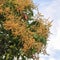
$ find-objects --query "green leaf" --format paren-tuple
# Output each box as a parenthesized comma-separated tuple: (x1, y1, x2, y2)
(33, 34, 47, 45)
(39, 36, 47, 46)
(0, 14, 6, 22)
(22, 56, 26, 60)
(33, 33, 39, 40)
(31, 48, 36, 54)
(29, 21, 39, 27)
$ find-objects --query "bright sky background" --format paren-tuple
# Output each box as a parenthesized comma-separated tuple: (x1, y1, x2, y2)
(33, 0, 60, 60)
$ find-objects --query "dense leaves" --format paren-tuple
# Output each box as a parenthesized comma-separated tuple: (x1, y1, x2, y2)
(0, 0, 51, 60)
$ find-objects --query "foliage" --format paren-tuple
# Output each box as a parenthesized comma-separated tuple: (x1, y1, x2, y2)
(0, 0, 51, 60)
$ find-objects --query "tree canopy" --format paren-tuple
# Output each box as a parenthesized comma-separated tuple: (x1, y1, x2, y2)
(0, 0, 51, 60)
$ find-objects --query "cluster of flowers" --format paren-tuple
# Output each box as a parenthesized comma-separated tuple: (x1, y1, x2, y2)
(0, 0, 51, 60)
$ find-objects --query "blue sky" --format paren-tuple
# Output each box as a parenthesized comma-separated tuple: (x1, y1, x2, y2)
(33, 0, 60, 60)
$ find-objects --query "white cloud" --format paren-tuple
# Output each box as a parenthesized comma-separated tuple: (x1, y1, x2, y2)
(49, 58, 55, 60)
(40, 58, 45, 60)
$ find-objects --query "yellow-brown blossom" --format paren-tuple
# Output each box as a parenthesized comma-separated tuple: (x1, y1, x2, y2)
(16, 0, 34, 11)
(2, 0, 51, 56)
(33, 42, 43, 53)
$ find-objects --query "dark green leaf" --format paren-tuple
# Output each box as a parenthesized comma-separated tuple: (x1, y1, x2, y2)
(33, 33, 39, 40)
(39, 36, 47, 46)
